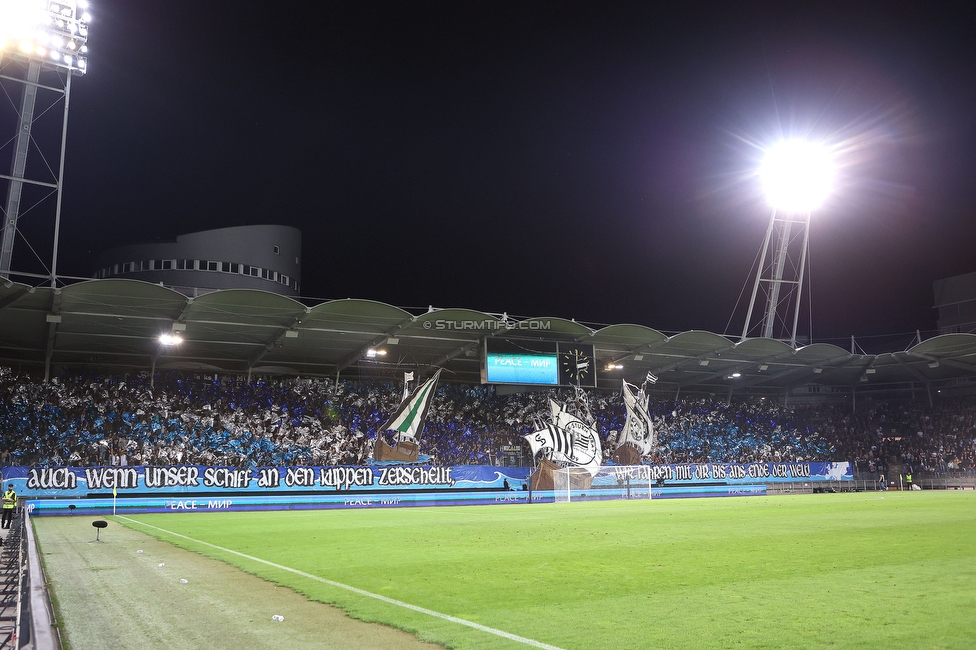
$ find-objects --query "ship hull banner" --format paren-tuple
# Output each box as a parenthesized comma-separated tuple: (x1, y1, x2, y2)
(1, 461, 850, 499)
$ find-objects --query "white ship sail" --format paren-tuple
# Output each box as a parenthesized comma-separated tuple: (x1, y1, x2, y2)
(549, 399, 562, 423)
(618, 379, 653, 456)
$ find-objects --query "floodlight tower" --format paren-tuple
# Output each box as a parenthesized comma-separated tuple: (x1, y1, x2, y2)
(0, 0, 90, 286)
(740, 140, 833, 347)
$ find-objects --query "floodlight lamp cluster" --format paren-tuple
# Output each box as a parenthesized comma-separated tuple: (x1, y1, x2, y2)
(759, 140, 833, 213)
(0, 0, 91, 74)
(158, 333, 183, 346)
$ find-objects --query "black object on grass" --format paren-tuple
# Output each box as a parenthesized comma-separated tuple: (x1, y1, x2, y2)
(92, 519, 108, 542)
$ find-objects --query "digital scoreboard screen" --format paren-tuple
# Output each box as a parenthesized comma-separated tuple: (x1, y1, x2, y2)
(485, 353, 559, 385)
(482, 339, 596, 387)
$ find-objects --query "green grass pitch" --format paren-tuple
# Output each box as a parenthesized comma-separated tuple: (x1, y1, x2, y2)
(117, 492, 976, 650)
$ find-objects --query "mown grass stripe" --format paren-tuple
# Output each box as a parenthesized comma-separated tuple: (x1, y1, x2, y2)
(116, 514, 564, 650)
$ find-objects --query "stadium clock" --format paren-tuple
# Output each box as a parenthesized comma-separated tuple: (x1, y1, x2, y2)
(560, 346, 592, 384)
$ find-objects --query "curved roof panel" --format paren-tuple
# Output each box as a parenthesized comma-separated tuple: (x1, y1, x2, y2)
(793, 343, 852, 364)
(734, 337, 795, 357)
(0, 282, 50, 359)
(666, 330, 735, 355)
(306, 299, 412, 328)
(60, 279, 187, 318)
(587, 324, 668, 348)
(909, 333, 976, 359)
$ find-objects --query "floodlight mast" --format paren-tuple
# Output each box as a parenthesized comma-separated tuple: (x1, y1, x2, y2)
(740, 209, 812, 346)
(739, 140, 831, 347)
(0, 0, 90, 286)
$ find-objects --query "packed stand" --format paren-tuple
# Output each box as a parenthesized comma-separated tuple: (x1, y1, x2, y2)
(836, 399, 976, 475)
(0, 367, 974, 470)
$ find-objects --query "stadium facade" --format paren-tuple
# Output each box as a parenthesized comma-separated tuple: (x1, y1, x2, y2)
(934, 270, 976, 335)
(93, 225, 301, 297)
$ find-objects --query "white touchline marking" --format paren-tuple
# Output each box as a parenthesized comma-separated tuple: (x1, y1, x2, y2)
(116, 515, 565, 650)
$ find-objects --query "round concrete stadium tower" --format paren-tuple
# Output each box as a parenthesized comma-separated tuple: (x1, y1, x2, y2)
(94, 225, 301, 297)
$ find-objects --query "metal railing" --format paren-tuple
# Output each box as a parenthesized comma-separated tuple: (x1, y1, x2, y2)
(0, 510, 24, 649)
(766, 480, 883, 494)
(916, 476, 976, 490)
(23, 510, 60, 650)
(0, 509, 60, 650)
(854, 469, 976, 491)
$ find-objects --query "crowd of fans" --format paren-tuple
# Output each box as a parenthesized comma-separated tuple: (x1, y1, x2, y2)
(818, 399, 976, 474)
(0, 367, 974, 473)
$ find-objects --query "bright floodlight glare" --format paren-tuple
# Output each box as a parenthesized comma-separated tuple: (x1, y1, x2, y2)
(759, 140, 834, 212)
(159, 333, 183, 346)
(0, 0, 90, 75)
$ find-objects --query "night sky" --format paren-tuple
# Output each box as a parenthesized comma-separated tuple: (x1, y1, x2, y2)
(26, 2, 976, 346)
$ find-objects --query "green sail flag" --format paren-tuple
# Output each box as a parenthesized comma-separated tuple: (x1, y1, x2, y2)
(380, 369, 442, 441)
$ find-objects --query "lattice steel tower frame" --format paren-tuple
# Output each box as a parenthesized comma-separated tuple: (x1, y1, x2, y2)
(739, 209, 811, 347)
(0, 0, 90, 286)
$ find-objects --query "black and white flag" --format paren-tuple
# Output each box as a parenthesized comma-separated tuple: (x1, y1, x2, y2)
(620, 380, 654, 455)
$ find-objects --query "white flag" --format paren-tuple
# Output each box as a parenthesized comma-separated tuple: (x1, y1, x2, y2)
(524, 426, 555, 457)
(402, 371, 415, 400)
(620, 380, 653, 455)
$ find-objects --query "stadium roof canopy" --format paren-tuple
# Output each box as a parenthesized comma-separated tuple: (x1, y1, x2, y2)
(2, 279, 976, 399)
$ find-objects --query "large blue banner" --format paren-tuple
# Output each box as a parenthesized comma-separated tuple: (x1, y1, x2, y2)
(0, 462, 850, 515)
(645, 461, 851, 483)
(1, 461, 850, 499)
(1, 465, 530, 498)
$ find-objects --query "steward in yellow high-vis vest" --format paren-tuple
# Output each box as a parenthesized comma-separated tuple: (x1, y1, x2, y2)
(1, 484, 16, 529)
